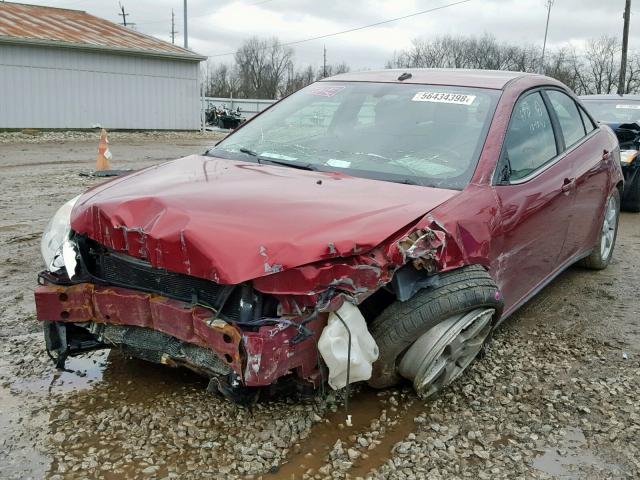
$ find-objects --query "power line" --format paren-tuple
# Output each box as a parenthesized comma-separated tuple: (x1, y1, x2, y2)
(207, 0, 475, 58)
(136, 0, 280, 25)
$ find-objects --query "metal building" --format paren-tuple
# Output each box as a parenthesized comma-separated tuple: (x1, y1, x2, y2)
(0, 3, 206, 130)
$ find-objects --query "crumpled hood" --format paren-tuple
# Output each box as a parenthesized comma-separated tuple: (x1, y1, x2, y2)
(71, 155, 459, 284)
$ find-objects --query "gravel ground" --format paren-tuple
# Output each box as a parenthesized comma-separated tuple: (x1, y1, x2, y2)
(0, 133, 638, 479)
(0, 130, 224, 145)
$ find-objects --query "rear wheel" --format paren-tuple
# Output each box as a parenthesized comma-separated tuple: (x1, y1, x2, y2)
(580, 189, 620, 270)
(368, 265, 502, 396)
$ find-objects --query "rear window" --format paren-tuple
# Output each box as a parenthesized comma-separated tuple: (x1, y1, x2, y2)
(209, 82, 501, 190)
(546, 90, 586, 147)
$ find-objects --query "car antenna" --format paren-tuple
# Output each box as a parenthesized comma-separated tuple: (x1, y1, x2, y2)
(397, 72, 412, 81)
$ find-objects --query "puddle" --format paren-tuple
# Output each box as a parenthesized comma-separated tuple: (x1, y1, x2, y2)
(272, 388, 388, 478)
(348, 400, 425, 477)
(11, 350, 110, 394)
(273, 388, 426, 479)
(532, 426, 620, 478)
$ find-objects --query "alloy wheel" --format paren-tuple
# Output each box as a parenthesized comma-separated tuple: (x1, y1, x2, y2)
(398, 308, 494, 399)
(600, 195, 618, 261)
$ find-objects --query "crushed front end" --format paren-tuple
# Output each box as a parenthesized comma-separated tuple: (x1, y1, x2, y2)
(35, 214, 461, 403)
(36, 235, 326, 402)
(34, 159, 467, 404)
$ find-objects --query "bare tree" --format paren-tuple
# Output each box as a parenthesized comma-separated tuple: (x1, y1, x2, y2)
(544, 48, 580, 93)
(204, 61, 240, 98)
(234, 37, 294, 99)
(387, 33, 640, 95)
(583, 36, 620, 94)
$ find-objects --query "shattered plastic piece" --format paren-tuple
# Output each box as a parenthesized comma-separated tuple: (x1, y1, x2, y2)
(623, 352, 628, 360)
(61, 240, 77, 279)
(346, 414, 353, 427)
(318, 303, 379, 389)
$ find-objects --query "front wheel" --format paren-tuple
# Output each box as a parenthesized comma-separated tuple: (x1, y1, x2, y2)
(368, 265, 503, 397)
(580, 189, 620, 270)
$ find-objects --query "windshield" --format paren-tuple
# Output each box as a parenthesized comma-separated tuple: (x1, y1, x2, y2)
(208, 82, 500, 190)
(582, 99, 640, 123)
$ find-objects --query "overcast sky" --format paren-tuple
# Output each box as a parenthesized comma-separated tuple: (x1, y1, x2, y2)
(19, 0, 639, 70)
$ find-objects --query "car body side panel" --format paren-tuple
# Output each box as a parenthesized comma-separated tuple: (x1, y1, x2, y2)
(490, 155, 575, 312)
(424, 184, 499, 270)
(564, 128, 619, 258)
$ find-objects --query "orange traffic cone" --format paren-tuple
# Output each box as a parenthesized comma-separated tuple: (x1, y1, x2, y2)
(96, 129, 112, 171)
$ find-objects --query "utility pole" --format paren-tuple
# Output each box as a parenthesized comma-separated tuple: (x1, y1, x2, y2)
(619, 0, 632, 94)
(118, 3, 129, 27)
(170, 9, 177, 45)
(183, 0, 188, 49)
(540, 0, 554, 74)
(323, 45, 327, 78)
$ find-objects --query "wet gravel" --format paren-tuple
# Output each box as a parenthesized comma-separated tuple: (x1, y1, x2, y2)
(1, 133, 639, 479)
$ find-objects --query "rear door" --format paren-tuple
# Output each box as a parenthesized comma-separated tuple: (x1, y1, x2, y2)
(491, 90, 575, 312)
(545, 90, 610, 256)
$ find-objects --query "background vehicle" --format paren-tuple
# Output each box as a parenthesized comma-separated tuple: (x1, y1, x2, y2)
(205, 104, 244, 129)
(580, 94, 640, 212)
(35, 70, 623, 403)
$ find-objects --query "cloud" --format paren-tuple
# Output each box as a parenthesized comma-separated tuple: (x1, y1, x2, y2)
(17, 0, 640, 69)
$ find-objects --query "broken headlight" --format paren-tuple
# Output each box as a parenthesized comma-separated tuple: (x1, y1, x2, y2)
(620, 149, 638, 165)
(41, 195, 80, 273)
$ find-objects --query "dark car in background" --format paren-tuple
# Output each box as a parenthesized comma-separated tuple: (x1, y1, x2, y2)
(581, 94, 640, 211)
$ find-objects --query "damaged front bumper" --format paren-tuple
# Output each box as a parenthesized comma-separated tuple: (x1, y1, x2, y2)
(35, 281, 326, 399)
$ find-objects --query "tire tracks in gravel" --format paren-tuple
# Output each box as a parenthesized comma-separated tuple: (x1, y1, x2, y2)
(273, 388, 427, 479)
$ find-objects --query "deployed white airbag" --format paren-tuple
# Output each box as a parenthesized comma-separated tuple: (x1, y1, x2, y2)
(318, 302, 379, 390)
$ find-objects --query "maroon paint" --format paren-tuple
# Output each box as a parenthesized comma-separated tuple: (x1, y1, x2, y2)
(70, 157, 459, 285)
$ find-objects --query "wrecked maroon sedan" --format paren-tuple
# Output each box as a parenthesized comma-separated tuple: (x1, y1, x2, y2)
(36, 69, 623, 403)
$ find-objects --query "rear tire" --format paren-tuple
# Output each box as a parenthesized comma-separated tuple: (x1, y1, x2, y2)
(368, 265, 502, 391)
(580, 189, 620, 270)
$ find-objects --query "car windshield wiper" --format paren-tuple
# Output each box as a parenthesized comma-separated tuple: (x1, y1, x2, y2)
(239, 147, 316, 171)
(239, 147, 262, 164)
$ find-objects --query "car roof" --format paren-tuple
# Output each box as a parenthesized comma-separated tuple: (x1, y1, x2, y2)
(321, 68, 542, 90)
(580, 94, 640, 101)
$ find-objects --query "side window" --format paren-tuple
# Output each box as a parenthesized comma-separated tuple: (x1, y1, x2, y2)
(578, 105, 597, 133)
(546, 90, 586, 147)
(504, 92, 558, 181)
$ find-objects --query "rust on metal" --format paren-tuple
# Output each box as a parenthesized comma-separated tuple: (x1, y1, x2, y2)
(0, 3, 201, 58)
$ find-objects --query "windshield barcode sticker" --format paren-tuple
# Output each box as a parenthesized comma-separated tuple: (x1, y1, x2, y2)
(308, 85, 346, 97)
(616, 104, 640, 109)
(412, 92, 476, 105)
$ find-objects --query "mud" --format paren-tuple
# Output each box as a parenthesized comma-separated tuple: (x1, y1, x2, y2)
(0, 132, 639, 479)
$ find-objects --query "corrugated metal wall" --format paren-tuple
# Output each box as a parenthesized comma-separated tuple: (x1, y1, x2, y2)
(0, 44, 201, 130)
